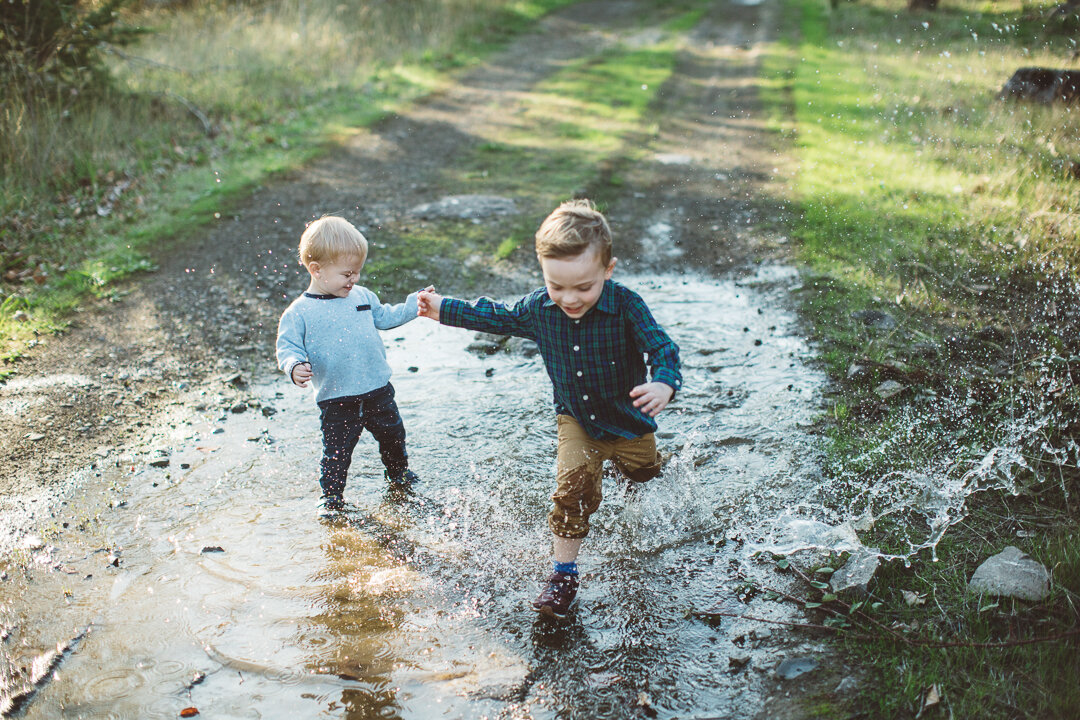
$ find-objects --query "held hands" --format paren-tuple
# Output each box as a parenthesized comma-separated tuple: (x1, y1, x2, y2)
(630, 382, 674, 417)
(417, 289, 443, 321)
(291, 362, 312, 388)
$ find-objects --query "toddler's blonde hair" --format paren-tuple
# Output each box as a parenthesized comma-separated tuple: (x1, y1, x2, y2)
(534, 199, 612, 265)
(298, 215, 368, 268)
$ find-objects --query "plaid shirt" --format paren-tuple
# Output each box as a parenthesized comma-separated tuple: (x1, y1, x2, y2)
(440, 280, 682, 440)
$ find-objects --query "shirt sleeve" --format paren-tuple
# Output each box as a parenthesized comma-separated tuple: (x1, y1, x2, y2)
(440, 295, 537, 340)
(276, 305, 308, 379)
(626, 296, 682, 392)
(369, 289, 419, 330)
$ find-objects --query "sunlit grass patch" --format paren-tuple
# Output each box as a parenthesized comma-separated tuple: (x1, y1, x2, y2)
(451, 38, 684, 220)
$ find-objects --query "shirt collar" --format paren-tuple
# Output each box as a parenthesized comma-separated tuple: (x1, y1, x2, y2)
(541, 279, 617, 316)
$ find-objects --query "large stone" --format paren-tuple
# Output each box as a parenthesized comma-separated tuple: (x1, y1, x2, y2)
(969, 546, 1050, 601)
(998, 68, 1080, 104)
(830, 547, 880, 595)
(409, 195, 517, 220)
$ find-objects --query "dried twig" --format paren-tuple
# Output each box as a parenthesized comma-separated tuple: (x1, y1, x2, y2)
(720, 563, 1080, 651)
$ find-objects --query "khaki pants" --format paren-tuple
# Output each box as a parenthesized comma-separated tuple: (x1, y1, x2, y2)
(548, 414, 662, 539)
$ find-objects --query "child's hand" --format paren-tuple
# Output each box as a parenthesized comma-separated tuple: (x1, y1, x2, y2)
(291, 362, 312, 388)
(630, 382, 674, 417)
(417, 289, 443, 321)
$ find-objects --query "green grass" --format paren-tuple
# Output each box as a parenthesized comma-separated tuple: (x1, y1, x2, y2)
(763, 0, 1080, 715)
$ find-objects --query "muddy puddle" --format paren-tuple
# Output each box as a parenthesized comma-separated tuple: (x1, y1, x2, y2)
(1, 268, 832, 719)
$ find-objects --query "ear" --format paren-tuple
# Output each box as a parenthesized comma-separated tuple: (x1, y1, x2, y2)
(308, 261, 322, 277)
(604, 257, 617, 280)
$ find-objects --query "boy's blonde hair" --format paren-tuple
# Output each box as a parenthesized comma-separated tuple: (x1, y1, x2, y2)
(534, 199, 612, 265)
(298, 215, 368, 268)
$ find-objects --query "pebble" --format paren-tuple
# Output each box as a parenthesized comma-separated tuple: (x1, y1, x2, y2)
(775, 656, 818, 680)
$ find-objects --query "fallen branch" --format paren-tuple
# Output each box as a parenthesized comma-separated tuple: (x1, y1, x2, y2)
(713, 565, 1080, 651)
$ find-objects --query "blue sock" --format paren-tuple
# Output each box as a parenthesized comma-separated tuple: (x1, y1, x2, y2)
(553, 561, 578, 576)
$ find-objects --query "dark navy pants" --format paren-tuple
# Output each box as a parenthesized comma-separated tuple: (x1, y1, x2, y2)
(317, 383, 408, 498)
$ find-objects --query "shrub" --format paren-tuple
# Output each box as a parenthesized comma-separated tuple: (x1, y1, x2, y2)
(0, 0, 141, 97)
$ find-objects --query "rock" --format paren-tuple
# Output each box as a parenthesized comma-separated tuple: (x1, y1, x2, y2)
(655, 153, 692, 165)
(830, 547, 880, 595)
(874, 380, 906, 399)
(26, 433, 46, 441)
(260, 406, 277, 417)
(230, 402, 248, 414)
(504, 337, 539, 357)
(969, 546, 1050, 601)
(221, 372, 245, 386)
(200, 546, 225, 554)
(852, 309, 897, 330)
(846, 362, 870, 380)
(997, 67, 1080, 104)
(409, 195, 517, 220)
(834, 675, 859, 694)
(775, 656, 818, 680)
(728, 652, 751, 670)
(149, 458, 170, 468)
(467, 333, 507, 355)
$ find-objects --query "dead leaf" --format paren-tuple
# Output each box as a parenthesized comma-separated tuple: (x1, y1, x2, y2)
(902, 590, 926, 606)
(915, 684, 941, 718)
(195, 446, 220, 453)
(180, 708, 199, 718)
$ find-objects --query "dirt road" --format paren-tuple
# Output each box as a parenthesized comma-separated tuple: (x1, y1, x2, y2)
(0, 0, 788, 524)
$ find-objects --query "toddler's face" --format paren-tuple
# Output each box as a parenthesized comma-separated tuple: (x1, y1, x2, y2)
(310, 255, 364, 297)
(539, 247, 615, 319)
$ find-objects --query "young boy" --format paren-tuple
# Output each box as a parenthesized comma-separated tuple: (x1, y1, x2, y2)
(417, 199, 682, 618)
(276, 215, 422, 512)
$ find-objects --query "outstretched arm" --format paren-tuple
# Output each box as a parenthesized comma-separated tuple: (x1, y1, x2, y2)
(370, 288, 421, 330)
(418, 291, 537, 339)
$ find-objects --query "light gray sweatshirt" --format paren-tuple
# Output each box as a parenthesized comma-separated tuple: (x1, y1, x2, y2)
(276, 286, 418, 404)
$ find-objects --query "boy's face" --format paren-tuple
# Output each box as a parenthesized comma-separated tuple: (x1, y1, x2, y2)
(539, 247, 616, 319)
(309, 255, 364, 297)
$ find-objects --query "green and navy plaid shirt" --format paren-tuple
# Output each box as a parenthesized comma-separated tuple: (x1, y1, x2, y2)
(440, 280, 682, 441)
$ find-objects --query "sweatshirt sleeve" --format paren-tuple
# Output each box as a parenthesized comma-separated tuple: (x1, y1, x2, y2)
(369, 289, 419, 330)
(275, 305, 308, 379)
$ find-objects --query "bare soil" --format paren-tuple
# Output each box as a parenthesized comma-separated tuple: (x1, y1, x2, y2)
(0, 0, 790, 552)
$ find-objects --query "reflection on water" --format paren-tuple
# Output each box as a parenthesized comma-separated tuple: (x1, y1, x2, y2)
(1, 270, 828, 719)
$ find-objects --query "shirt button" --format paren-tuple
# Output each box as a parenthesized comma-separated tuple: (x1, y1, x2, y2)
(575, 320, 580, 324)
(573, 345, 580, 352)
(590, 414, 596, 420)
(576, 371, 583, 377)
(582, 394, 589, 401)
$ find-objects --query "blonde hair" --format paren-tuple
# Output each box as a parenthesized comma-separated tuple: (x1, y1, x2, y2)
(298, 215, 368, 268)
(534, 198, 612, 265)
